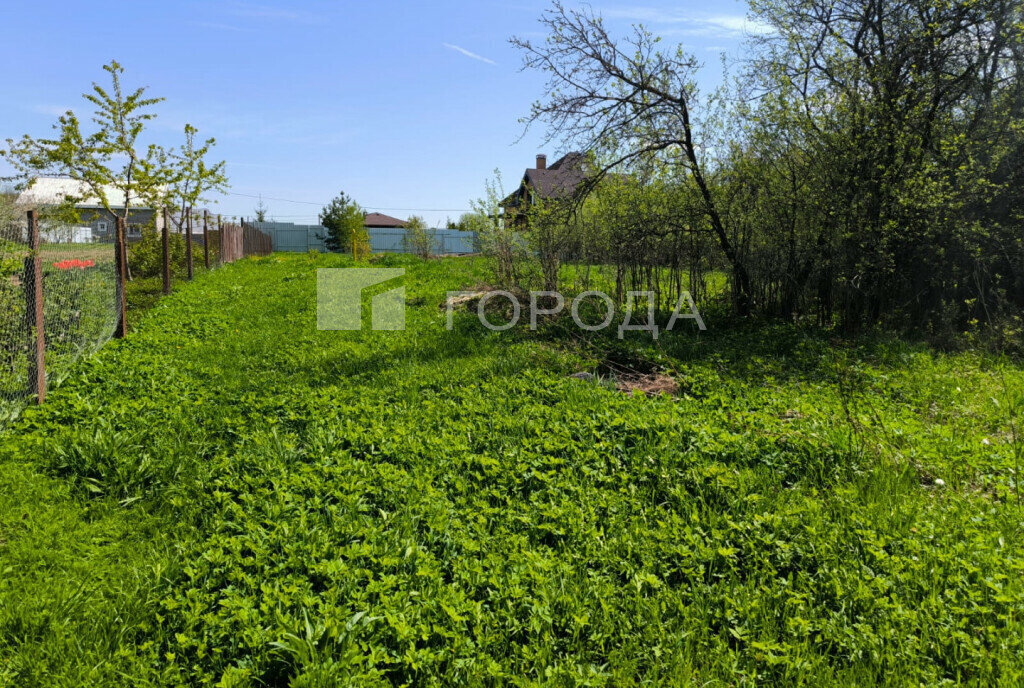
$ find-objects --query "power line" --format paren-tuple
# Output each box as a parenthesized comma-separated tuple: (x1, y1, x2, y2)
(226, 191, 319, 206)
(224, 190, 473, 213)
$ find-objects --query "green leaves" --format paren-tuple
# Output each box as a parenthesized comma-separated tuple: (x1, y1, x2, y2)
(2, 61, 167, 223)
(318, 192, 366, 255)
(2, 255, 1024, 685)
(163, 123, 229, 232)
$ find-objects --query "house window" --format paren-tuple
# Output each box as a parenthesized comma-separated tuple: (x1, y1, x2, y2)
(96, 221, 108, 234)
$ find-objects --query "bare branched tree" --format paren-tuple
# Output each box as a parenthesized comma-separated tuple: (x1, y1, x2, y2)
(511, 2, 754, 313)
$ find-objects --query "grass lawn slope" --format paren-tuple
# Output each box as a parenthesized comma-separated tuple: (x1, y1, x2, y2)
(1, 253, 1022, 687)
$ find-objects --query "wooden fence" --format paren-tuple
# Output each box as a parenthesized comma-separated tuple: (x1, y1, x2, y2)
(221, 222, 273, 263)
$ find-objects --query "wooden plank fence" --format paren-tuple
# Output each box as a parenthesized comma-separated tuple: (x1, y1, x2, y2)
(220, 222, 272, 263)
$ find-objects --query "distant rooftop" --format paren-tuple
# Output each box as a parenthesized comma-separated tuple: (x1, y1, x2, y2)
(364, 212, 408, 228)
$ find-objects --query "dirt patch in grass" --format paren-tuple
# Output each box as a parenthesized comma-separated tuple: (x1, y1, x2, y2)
(582, 349, 682, 397)
(441, 284, 531, 315)
(614, 372, 680, 396)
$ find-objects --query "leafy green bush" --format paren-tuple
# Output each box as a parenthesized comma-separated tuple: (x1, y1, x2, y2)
(402, 215, 435, 258)
(129, 225, 187, 278)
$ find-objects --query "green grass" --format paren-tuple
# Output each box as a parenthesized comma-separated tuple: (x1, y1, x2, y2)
(1, 253, 1022, 686)
(1, 256, 118, 422)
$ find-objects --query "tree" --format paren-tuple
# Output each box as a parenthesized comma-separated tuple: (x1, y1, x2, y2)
(351, 225, 371, 261)
(162, 124, 228, 273)
(402, 215, 435, 259)
(512, 3, 754, 314)
(745, 0, 1024, 329)
(454, 211, 491, 234)
(2, 61, 167, 262)
(254, 195, 269, 223)
(472, 170, 529, 286)
(319, 191, 365, 255)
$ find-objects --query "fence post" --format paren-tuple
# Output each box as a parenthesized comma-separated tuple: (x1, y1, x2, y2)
(186, 209, 194, 280)
(25, 210, 46, 403)
(162, 207, 171, 295)
(114, 216, 128, 338)
(217, 215, 223, 266)
(203, 210, 211, 269)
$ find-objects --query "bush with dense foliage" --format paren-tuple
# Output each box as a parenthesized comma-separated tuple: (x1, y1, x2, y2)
(128, 226, 188, 279)
(402, 215, 434, 259)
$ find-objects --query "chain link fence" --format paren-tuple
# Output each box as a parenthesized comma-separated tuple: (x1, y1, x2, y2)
(0, 210, 271, 426)
(1, 215, 118, 424)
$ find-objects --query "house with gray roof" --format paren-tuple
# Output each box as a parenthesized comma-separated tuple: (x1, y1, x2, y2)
(500, 152, 588, 229)
(15, 177, 165, 241)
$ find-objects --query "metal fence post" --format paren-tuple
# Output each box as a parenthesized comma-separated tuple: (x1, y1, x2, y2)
(162, 207, 171, 295)
(186, 209, 194, 280)
(203, 209, 211, 269)
(114, 216, 128, 338)
(25, 210, 46, 403)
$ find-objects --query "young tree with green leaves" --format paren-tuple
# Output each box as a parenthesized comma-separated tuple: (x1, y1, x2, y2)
(2, 60, 168, 335)
(161, 124, 228, 277)
(318, 191, 365, 255)
(402, 215, 435, 259)
(472, 170, 529, 287)
(2, 60, 166, 250)
(254, 195, 269, 223)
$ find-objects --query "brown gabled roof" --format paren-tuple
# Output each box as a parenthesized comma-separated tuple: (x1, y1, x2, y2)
(364, 212, 408, 227)
(548, 152, 585, 171)
(500, 152, 588, 208)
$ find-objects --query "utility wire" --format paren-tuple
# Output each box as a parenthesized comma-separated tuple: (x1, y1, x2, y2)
(224, 190, 473, 213)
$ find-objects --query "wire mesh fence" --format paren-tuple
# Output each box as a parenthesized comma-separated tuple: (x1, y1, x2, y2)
(0, 209, 272, 426)
(1, 215, 118, 423)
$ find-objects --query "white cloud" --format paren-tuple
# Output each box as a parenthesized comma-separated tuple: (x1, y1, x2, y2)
(220, 1, 317, 23)
(703, 14, 773, 36)
(190, 21, 250, 32)
(442, 43, 497, 66)
(601, 7, 773, 38)
(31, 104, 74, 117)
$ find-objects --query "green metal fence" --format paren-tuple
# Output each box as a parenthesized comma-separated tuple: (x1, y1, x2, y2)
(252, 221, 478, 255)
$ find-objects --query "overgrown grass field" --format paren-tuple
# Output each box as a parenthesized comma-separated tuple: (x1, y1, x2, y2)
(1, 254, 1022, 686)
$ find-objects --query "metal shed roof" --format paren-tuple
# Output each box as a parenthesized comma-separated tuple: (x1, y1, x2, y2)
(15, 177, 158, 209)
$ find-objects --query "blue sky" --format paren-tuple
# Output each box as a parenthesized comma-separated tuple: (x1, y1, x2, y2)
(0, 1, 760, 227)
